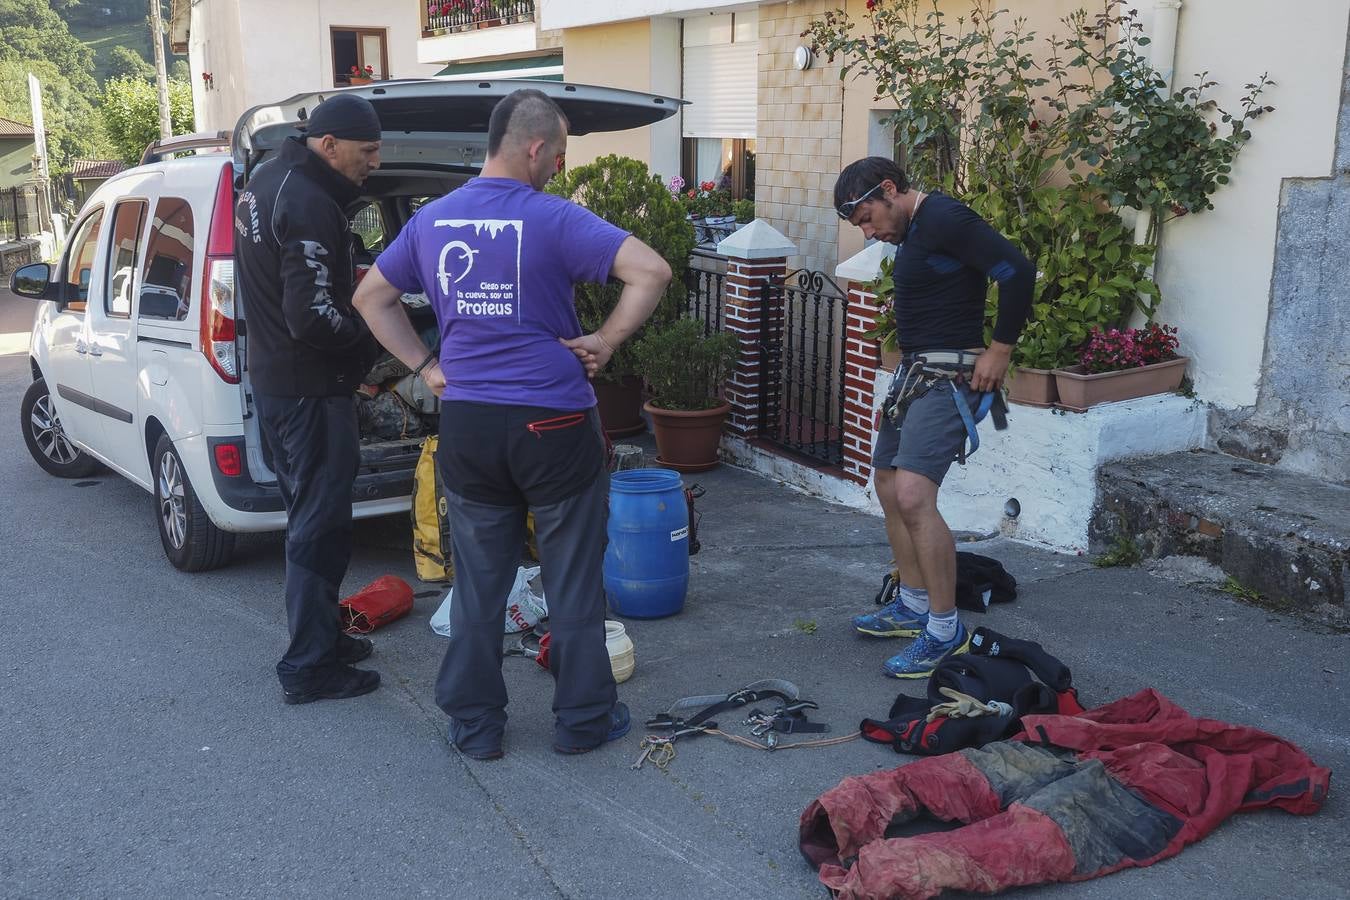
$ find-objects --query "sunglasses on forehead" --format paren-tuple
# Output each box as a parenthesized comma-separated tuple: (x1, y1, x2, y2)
(836, 182, 884, 220)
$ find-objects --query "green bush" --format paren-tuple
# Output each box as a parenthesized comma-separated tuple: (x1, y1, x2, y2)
(632, 318, 738, 411)
(100, 75, 194, 165)
(806, 0, 1271, 370)
(546, 155, 696, 380)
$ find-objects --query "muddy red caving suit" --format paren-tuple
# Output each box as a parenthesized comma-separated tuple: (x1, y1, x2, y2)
(800, 689, 1330, 900)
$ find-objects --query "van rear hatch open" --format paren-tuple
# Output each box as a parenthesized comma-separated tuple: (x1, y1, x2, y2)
(233, 78, 683, 176)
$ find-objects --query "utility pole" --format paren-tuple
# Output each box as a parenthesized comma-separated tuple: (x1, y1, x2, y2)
(149, 0, 172, 140)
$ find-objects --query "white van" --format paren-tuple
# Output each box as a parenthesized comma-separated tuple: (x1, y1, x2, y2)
(12, 79, 678, 571)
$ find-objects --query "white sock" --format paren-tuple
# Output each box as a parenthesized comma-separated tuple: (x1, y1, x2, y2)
(926, 608, 959, 643)
(898, 585, 930, 615)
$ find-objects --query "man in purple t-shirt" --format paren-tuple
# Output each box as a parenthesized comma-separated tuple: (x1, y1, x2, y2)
(354, 89, 671, 760)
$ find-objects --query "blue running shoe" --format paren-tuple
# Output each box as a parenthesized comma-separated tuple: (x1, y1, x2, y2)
(883, 623, 970, 678)
(853, 596, 929, 637)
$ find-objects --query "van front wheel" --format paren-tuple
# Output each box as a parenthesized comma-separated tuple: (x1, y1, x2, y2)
(21, 378, 98, 478)
(153, 434, 235, 571)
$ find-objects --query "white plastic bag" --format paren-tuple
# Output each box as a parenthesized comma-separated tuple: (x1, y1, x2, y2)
(430, 566, 547, 637)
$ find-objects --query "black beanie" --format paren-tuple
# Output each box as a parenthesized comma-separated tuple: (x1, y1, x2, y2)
(302, 94, 382, 142)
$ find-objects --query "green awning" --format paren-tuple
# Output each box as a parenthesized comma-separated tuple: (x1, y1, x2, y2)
(435, 54, 563, 81)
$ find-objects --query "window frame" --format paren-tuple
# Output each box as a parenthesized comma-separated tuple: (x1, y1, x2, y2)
(103, 198, 149, 320)
(138, 196, 197, 323)
(680, 137, 755, 201)
(331, 26, 390, 87)
(59, 205, 106, 313)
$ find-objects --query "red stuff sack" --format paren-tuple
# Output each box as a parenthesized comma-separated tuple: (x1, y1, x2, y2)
(340, 575, 414, 634)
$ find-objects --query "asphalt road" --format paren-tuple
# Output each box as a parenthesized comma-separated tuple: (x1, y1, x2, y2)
(2, 288, 1346, 899)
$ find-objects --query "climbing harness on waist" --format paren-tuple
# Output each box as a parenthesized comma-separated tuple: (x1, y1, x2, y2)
(634, 679, 859, 770)
(882, 350, 1009, 463)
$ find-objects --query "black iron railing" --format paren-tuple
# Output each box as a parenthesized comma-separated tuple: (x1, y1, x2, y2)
(424, 0, 535, 36)
(0, 185, 43, 244)
(684, 247, 726, 336)
(758, 269, 848, 466)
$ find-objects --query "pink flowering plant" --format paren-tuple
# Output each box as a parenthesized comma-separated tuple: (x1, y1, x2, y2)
(1079, 323, 1179, 374)
(668, 176, 733, 218)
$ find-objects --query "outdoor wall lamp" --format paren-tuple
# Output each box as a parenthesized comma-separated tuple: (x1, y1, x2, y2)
(793, 45, 814, 71)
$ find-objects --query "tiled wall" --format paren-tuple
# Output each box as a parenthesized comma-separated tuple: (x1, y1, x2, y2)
(756, 0, 843, 277)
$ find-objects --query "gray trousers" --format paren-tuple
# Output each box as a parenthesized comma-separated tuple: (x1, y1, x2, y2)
(433, 404, 615, 754)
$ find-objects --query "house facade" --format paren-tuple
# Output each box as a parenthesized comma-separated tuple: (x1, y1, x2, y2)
(415, 1, 562, 80)
(540, 0, 1350, 486)
(0, 116, 36, 190)
(170, 0, 445, 134)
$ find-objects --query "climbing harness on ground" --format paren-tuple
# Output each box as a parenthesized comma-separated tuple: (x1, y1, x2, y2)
(882, 350, 1009, 463)
(634, 679, 860, 770)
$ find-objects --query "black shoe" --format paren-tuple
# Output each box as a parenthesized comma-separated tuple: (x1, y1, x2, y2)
(456, 745, 505, 761)
(282, 664, 381, 705)
(553, 702, 632, 755)
(336, 633, 374, 665)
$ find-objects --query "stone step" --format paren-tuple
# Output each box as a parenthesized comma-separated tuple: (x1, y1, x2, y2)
(1092, 449, 1348, 623)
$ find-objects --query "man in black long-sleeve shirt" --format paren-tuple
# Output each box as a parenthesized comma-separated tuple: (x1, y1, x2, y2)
(837, 156, 1034, 679)
(235, 94, 401, 704)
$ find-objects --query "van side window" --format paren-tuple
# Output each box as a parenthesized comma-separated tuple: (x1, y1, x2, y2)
(62, 207, 106, 312)
(139, 197, 196, 322)
(352, 203, 385, 257)
(105, 199, 148, 319)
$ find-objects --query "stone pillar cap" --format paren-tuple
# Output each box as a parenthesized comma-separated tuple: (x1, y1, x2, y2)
(717, 219, 797, 260)
(836, 241, 897, 283)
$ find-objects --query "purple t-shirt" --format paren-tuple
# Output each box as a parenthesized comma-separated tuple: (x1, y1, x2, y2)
(376, 177, 629, 409)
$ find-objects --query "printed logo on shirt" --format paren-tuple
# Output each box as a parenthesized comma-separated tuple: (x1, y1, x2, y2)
(432, 218, 522, 320)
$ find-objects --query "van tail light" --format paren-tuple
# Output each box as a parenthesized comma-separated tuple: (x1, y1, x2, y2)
(213, 442, 242, 477)
(201, 161, 239, 384)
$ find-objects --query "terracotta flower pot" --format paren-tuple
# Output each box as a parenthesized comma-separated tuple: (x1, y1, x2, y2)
(1053, 356, 1189, 412)
(349, 76, 373, 86)
(1006, 366, 1059, 408)
(644, 400, 730, 473)
(593, 375, 647, 438)
(879, 346, 903, 371)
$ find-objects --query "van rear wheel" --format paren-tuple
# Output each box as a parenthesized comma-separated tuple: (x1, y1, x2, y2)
(153, 434, 235, 571)
(21, 378, 98, 478)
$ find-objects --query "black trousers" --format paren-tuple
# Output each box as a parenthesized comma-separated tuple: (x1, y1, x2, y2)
(254, 393, 360, 687)
(433, 402, 615, 754)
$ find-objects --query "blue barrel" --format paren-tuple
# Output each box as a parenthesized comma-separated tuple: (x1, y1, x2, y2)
(604, 468, 690, 619)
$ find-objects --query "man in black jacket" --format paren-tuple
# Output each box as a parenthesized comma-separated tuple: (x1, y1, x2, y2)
(235, 94, 404, 704)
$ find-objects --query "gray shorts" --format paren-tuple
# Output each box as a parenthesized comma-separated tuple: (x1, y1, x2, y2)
(870, 368, 980, 486)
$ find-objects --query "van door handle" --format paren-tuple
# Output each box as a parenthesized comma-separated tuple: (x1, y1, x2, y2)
(87, 345, 102, 357)
(74, 340, 87, 355)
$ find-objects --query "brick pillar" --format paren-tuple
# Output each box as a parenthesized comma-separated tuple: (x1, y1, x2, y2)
(842, 283, 884, 485)
(716, 220, 798, 439)
(721, 257, 787, 438)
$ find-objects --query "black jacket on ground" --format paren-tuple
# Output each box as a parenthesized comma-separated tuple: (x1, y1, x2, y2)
(234, 137, 376, 397)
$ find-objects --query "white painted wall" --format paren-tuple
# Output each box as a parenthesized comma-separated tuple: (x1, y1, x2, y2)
(1151, 0, 1349, 408)
(542, 0, 753, 31)
(187, 0, 443, 133)
(724, 386, 1209, 553)
(416, 21, 539, 66)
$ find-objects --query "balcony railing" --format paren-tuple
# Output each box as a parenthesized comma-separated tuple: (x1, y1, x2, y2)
(423, 0, 535, 37)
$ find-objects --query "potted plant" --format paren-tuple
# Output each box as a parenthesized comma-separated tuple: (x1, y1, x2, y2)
(1053, 323, 1188, 411)
(732, 198, 756, 225)
(633, 318, 739, 472)
(348, 64, 375, 85)
(547, 156, 696, 435)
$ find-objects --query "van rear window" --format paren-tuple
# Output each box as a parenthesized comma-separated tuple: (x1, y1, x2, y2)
(139, 197, 196, 322)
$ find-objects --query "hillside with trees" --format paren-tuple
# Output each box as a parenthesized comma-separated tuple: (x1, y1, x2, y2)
(0, 0, 193, 175)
